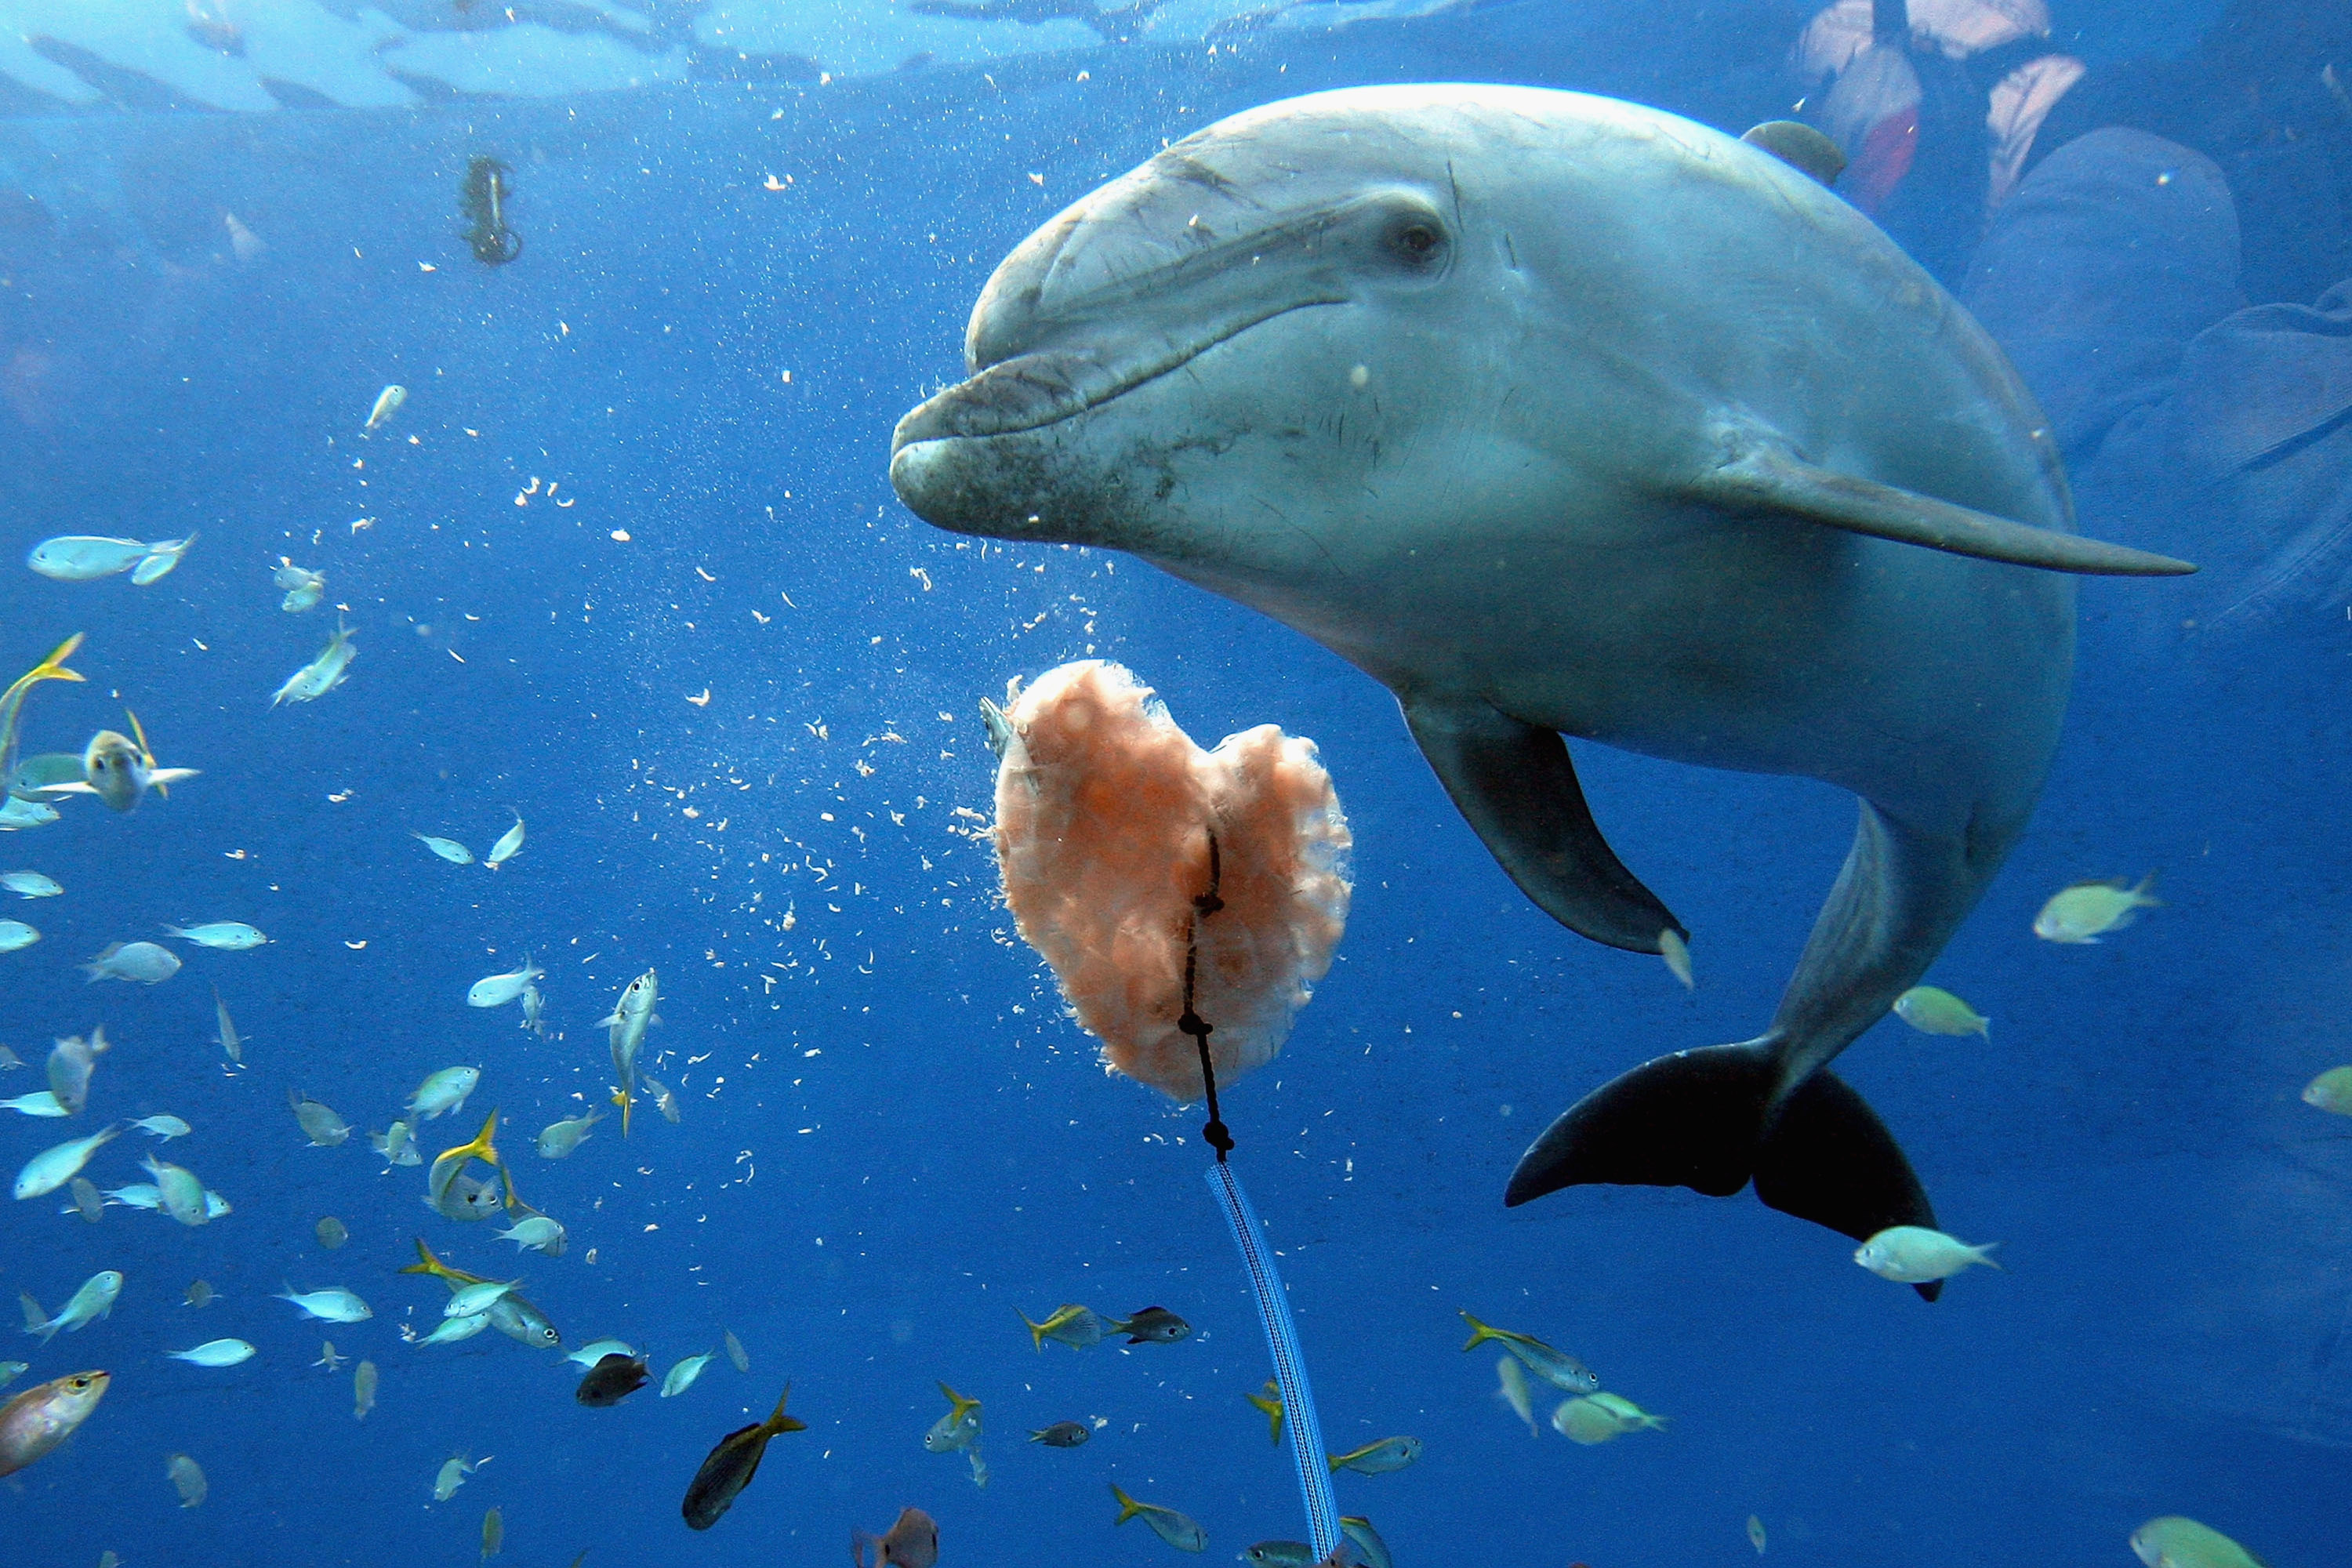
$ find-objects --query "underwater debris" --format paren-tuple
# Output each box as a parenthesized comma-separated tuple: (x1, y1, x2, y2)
(459, 157, 521, 267)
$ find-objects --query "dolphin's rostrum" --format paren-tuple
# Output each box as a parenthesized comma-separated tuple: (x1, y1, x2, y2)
(890, 85, 2191, 1294)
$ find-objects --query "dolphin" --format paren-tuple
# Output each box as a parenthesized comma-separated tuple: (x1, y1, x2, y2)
(887, 85, 2191, 1292)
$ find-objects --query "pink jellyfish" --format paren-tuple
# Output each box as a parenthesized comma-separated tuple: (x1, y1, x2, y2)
(990, 661, 1352, 1102)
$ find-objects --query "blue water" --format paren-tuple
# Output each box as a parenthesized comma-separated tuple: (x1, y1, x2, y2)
(0, 4, 2347, 1566)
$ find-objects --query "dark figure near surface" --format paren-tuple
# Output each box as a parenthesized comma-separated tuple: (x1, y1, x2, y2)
(460, 155, 521, 266)
(906, 0, 1160, 45)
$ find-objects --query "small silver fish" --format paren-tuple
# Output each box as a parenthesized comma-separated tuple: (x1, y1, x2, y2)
(275, 1285, 372, 1323)
(485, 811, 524, 869)
(22, 1270, 123, 1340)
(275, 560, 325, 612)
(14, 1125, 123, 1199)
(27, 536, 151, 582)
(639, 1073, 681, 1124)
(165, 1452, 208, 1508)
(372, 1120, 423, 1167)
(662, 1352, 716, 1397)
(289, 1089, 351, 1147)
(536, 1108, 602, 1159)
(365, 384, 407, 434)
(212, 989, 243, 1066)
(80, 941, 181, 984)
(129, 535, 196, 585)
(270, 620, 356, 707)
(494, 1215, 566, 1255)
(49, 716, 198, 811)
(469, 958, 544, 1009)
(414, 833, 474, 865)
(46, 1028, 109, 1115)
(0, 871, 60, 898)
(165, 921, 267, 950)
(408, 1067, 481, 1122)
(143, 1152, 211, 1226)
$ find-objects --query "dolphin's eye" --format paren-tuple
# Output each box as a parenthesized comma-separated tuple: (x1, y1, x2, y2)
(1386, 218, 1446, 266)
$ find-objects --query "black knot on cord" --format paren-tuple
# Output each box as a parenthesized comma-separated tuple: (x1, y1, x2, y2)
(1185, 832, 1232, 1162)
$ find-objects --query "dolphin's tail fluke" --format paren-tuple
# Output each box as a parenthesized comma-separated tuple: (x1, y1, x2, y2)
(1503, 1042, 1943, 1301)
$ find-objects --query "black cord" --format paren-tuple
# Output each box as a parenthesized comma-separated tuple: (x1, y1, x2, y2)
(1178, 832, 1232, 1161)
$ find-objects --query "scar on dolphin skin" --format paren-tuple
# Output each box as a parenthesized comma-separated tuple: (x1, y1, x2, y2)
(888, 85, 2196, 1293)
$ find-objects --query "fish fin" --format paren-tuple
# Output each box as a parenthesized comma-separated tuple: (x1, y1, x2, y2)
(1109, 1483, 1143, 1523)
(1506, 1044, 1942, 1300)
(1686, 430, 2195, 575)
(41, 781, 98, 795)
(763, 1383, 806, 1436)
(147, 768, 198, 795)
(612, 1087, 632, 1138)
(1973, 1243, 2004, 1272)
(1456, 1310, 1502, 1352)
(1019, 1310, 1047, 1351)
(1399, 695, 1683, 955)
(401, 1237, 454, 1280)
(593, 1012, 621, 1029)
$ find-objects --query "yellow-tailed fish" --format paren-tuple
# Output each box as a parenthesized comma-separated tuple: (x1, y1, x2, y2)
(428, 1109, 502, 1213)
(0, 636, 85, 800)
(1458, 1311, 1599, 1394)
(681, 1384, 806, 1530)
(1021, 1302, 1109, 1351)
(601, 969, 659, 1135)
(924, 1382, 982, 1452)
(1246, 1377, 1285, 1443)
(1109, 1483, 1207, 1552)
(1327, 1436, 1421, 1475)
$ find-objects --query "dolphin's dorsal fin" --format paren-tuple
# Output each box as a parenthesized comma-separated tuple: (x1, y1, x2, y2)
(1688, 435, 2197, 576)
(1740, 121, 1846, 187)
(1399, 696, 1685, 956)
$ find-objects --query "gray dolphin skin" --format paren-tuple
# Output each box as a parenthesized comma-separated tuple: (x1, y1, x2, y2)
(888, 85, 2192, 1294)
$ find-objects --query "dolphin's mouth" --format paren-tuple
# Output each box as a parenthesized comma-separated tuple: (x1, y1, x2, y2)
(889, 298, 1328, 454)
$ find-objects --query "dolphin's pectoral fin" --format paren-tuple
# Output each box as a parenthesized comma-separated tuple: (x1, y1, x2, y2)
(1754, 1067, 1942, 1301)
(1689, 436, 2197, 576)
(1399, 695, 1683, 954)
(1504, 1044, 1942, 1301)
